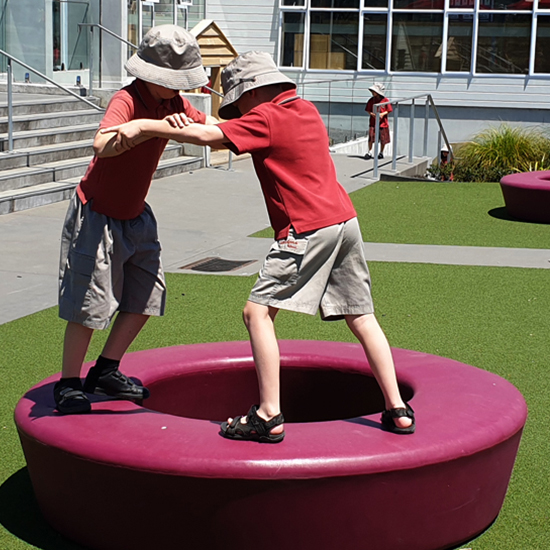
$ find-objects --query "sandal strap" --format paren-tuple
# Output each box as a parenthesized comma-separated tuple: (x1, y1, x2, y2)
(385, 403, 415, 419)
(247, 405, 285, 436)
(58, 387, 87, 403)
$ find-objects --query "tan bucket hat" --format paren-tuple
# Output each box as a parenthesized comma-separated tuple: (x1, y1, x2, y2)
(368, 82, 386, 97)
(219, 51, 296, 120)
(125, 25, 208, 91)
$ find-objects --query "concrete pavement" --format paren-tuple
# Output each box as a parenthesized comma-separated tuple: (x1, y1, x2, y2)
(1, 153, 549, 325)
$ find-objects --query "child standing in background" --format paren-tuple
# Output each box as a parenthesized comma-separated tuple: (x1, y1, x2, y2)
(364, 83, 392, 160)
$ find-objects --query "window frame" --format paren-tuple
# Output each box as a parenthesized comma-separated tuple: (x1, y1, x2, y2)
(278, 0, 550, 76)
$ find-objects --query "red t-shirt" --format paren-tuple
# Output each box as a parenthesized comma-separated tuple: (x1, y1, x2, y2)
(365, 97, 392, 128)
(219, 90, 357, 240)
(77, 79, 206, 220)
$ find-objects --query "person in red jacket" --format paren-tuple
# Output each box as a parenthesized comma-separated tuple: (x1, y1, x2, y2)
(54, 25, 217, 414)
(102, 51, 415, 442)
(364, 82, 392, 160)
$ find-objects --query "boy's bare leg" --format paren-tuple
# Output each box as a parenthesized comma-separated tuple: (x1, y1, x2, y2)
(62, 322, 94, 378)
(101, 311, 149, 360)
(227, 300, 284, 434)
(345, 313, 412, 430)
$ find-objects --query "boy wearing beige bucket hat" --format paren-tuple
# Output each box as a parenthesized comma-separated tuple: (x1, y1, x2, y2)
(54, 25, 218, 414)
(102, 50, 415, 441)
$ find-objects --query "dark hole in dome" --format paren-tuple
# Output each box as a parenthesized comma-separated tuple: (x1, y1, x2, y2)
(144, 366, 414, 423)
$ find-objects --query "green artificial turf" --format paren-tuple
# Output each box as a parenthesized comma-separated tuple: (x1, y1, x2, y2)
(1, 265, 550, 549)
(252, 181, 550, 249)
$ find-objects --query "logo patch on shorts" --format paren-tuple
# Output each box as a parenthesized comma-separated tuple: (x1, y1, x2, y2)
(276, 236, 308, 255)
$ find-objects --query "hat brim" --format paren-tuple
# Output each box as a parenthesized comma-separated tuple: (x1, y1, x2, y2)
(219, 70, 296, 120)
(368, 86, 385, 97)
(125, 53, 209, 91)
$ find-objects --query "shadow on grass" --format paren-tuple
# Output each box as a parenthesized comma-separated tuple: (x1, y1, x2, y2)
(0, 468, 85, 550)
(489, 206, 550, 226)
(488, 206, 519, 222)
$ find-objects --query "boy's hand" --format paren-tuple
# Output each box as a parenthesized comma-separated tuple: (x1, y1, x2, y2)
(100, 121, 143, 153)
(164, 113, 195, 128)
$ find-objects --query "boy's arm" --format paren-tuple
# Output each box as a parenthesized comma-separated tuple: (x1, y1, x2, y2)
(93, 127, 152, 158)
(101, 118, 229, 152)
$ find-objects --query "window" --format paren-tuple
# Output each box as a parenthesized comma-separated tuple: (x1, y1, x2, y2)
(278, 0, 544, 75)
(392, 13, 443, 72)
(446, 15, 473, 72)
(310, 11, 359, 69)
(281, 11, 306, 67)
(535, 15, 550, 73)
(362, 14, 387, 70)
(476, 14, 530, 74)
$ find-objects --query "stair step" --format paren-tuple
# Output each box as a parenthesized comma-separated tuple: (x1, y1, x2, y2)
(0, 140, 183, 170)
(0, 143, 188, 190)
(152, 155, 203, 179)
(0, 166, 55, 192)
(0, 139, 95, 169)
(0, 96, 101, 117)
(0, 180, 76, 214)
(0, 123, 99, 150)
(0, 109, 104, 133)
(0, 155, 204, 214)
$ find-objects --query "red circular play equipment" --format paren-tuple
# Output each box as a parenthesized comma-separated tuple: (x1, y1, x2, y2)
(15, 340, 526, 550)
(500, 170, 550, 223)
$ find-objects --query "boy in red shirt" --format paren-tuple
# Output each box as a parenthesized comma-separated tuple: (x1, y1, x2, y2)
(102, 51, 415, 441)
(364, 82, 392, 160)
(54, 25, 217, 414)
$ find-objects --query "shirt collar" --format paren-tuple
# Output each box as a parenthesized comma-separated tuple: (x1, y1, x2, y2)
(272, 88, 299, 105)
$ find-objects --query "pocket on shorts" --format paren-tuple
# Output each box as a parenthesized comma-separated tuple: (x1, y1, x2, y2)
(68, 250, 96, 276)
(264, 235, 308, 284)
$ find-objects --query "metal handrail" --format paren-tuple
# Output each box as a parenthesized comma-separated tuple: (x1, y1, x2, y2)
(0, 48, 103, 153)
(78, 23, 138, 97)
(371, 93, 452, 179)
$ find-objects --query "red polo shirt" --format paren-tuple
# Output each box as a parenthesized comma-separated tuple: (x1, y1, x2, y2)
(365, 97, 392, 129)
(219, 90, 356, 240)
(77, 79, 206, 220)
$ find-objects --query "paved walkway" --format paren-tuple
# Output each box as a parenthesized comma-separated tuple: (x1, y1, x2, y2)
(1, 153, 548, 325)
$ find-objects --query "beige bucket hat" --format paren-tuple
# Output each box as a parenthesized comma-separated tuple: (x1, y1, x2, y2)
(125, 25, 208, 91)
(219, 51, 296, 120)
(368, 82, 386, 97)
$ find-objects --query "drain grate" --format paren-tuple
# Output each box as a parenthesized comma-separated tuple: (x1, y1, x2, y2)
(179, 257, 256, 273)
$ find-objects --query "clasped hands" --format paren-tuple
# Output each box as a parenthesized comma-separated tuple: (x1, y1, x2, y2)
(100, 113, 194, 153)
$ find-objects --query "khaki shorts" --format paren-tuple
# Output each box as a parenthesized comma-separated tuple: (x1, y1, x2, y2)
(58, 194, 166, 330)
(249, 217, 374, 320)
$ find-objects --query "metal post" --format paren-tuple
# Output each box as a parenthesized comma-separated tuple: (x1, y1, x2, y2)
(7, 58, 13, 152)
(423, 98, 429, 157)
(408, 99, 415, 163)
(88, 26, 94, 97)
(373, 106, 380, 178)
(327, 81, 332, 144)
(228, 150, 233, 171)
(392, 102, 399, 171)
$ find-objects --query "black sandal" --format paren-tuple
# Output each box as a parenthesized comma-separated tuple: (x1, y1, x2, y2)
(221, 405, 285, 443)
(54, 380, 91, 414)
(381, 403, 415, 434)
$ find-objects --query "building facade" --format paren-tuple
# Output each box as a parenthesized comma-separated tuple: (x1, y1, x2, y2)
(2, 0, 550, 145)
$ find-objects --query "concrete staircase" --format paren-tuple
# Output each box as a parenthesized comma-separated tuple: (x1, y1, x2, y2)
(0, 92, 203, 215)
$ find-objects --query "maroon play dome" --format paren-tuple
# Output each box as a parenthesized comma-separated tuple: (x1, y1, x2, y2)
(500, 170, 550, 224)
(15, 340, 527, 550)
